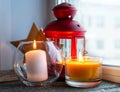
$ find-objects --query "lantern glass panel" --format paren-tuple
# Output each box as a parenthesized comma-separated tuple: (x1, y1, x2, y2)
(59, 38, 85, 59)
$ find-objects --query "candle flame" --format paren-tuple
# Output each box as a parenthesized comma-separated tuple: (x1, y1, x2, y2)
(33, 40, 36, 49)
(78, 51, 83, 62)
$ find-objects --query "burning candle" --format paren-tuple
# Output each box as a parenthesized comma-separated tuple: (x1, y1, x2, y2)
(25, 40, 48, 82)
(65, 56, 101, 81)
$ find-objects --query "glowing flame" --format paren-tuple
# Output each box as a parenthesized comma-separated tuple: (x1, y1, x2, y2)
(33, 40, 36, 49)
(78, 51, 83, 61)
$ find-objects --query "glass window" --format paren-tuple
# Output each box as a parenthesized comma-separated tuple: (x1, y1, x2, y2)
(114, 17, 120, 29)
(95, 16, 104, 28)
(96, 39, 104, 49)
(114, 39, 120, 49)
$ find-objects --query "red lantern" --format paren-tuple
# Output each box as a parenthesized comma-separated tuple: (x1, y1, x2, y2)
(44, 3, 86, 58)
(44, 3, 86, 79)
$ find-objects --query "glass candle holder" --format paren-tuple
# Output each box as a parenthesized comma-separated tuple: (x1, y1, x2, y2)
(14, 41, 63, 86)
(65, 56, 102, 88)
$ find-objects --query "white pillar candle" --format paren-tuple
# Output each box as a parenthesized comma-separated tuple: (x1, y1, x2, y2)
(25, 50, 48, 82)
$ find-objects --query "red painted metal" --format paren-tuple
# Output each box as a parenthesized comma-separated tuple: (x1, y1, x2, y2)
(44, 19, 85, 38)
(53, 2, 77, 19)
(44, 2, 86, 57)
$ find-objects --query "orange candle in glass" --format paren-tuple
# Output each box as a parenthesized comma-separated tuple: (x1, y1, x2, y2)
(65, 57, 101, 81)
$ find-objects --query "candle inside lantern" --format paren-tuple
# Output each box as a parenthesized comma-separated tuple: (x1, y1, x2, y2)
(25, 40, 48, 82)
(65, 56, 101, 81)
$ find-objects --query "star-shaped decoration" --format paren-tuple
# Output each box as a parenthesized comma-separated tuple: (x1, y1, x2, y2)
(11, 23, 46, 47)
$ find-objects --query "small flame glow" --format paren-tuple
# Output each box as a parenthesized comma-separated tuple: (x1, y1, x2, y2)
(33, 40, 36, 49)
(78, 51, 83, 61)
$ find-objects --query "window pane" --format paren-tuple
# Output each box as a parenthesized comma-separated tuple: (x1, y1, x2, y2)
(114, 39, 120, 49)
(95, 16, 104, 28)
(114, 17, 120, 29)
(96, 39, 104, 49)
